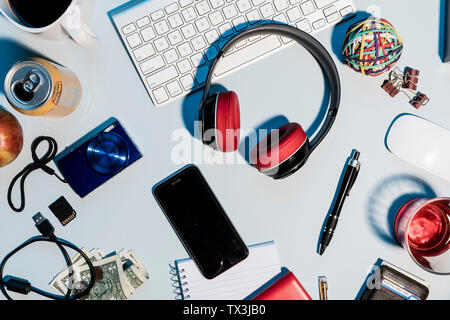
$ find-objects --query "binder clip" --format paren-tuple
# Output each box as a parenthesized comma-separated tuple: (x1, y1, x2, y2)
(382, 80, 400, 97)
(409, 92, 429, 109)
(402, 68, 419, 90)
(381, 67, 429, 109)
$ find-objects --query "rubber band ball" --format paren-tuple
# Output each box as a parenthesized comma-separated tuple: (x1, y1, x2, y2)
(342, 17, 403, 76)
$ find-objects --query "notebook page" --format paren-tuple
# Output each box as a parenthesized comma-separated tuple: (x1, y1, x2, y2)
(175, 241, 281, 300)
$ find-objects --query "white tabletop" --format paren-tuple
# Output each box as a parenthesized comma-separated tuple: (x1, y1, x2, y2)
(0, 0, 449, 300)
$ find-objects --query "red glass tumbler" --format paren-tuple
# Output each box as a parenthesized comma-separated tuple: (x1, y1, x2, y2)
(394, 197, 450, 274)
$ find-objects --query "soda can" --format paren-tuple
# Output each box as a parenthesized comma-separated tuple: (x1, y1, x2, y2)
(4, 57, 82, 118)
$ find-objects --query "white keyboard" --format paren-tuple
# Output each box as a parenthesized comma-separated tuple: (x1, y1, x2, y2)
(110, 0, 355, 107)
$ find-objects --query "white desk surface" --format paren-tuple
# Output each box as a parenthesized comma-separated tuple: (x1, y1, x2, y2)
(0, 0, 449, 300)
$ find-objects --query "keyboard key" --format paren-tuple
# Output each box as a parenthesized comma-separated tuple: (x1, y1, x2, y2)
(191, 52, 206, 67)
(178, 42, 193, 57)
(182, 7, 197, 21)
(164, 48, 179, 64)
(153, 87, 169, 103)
(122, 23, 136, 35)
(209, 11, 225, 26)
(246, 9, 261, 24)
(155, 20, 170, 35)
(146, 65, 178, 88)
(177, 59, 193, 73)
(168, 13, 184, 28)
(288, 0, 301, 4)
(136, 16, 150, 28)
(296, 19, 312, 33)
(232, 16, 247, 31)
(252, 0, 265, 5)
(248, 35, 261, 42)
(205, 45, 219, 60)
(195, 64, 210, 84)
(166, 80, 183, 96)
(127, 33, 142, 48)
(141, 26, 156, 41)
(235, 39, 247, 48)
(286, 7, 302, 22)
(312, 18, 326, 29)
(340, 5, 354, 17)
(133, 43, 155, 61)
(217, 39, 230, 50)
(180, 74, 195, 90)
(210, 0, 225, 9)
(223, 4, 238, 19)
(191, 35, 207, 50)
(273, 0, 288, 11)
(150, 9, 165, 21)
(236, 0, 252, 13)
(154, 37, 170, 51)
(219, 22, 234, 37)
(195, 17, 211, 32)
(181, 24, 197, 38)
(300, 1, 315, 15)
(205, 29, 220, 44)
(140, 55, 165, 75)
(323, 5, 337, 16)
(214, 35, 281, 76)
(167, 30, 183, 45)
(326, 12, 339, 23)
(195, 1, 211, 15)
(165, 2, 179, 14)
(179, 0, 194, 8)
(280, 35, 293, 44)
(314, 0, 337, 9)
(273, 13, 287, 24)
(260, 3, 275, 18)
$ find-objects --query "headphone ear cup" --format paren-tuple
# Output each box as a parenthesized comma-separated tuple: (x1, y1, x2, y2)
(250, 122, 310, 179)
(215, 91, 240, 152)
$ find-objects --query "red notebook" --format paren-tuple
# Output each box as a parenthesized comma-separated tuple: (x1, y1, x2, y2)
(251, 272, 312, 300)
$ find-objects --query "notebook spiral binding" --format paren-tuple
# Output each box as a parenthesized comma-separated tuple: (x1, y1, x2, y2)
(170, 264, 190, 300)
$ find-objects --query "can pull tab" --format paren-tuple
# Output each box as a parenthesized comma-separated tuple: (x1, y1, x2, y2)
(23, 72, 41, 93)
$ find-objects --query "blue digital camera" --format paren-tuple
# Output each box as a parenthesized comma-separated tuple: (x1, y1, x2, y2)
(55, 118, 142, 198)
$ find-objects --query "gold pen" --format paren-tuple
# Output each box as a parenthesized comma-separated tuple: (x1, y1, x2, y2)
(318, 276, 328, 300)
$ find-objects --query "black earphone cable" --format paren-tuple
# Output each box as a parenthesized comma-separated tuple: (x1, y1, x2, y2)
(7, 136, 67, 212)
(0, 214, 95, 300)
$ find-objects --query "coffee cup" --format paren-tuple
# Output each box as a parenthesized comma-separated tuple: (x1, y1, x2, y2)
(0, 0, 98, 48)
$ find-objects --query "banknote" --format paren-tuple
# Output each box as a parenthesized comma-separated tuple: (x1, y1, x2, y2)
(50, 248, 148, 299)
(78, 256, 131, 300)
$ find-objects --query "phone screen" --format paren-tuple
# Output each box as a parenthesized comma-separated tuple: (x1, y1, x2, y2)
(153, 165, 248, 279)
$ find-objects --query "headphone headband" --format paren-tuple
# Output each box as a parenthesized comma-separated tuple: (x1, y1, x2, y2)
(200, 23, 341, 153)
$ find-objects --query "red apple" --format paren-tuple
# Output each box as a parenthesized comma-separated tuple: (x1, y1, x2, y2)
(0, 108, 23, 167)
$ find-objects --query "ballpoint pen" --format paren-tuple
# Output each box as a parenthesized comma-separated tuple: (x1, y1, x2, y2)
(319, 150, 361, 255)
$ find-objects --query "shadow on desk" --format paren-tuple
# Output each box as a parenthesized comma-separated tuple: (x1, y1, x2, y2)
(0, 39, 44, 96)
(366, 174, 436, 246)
(331, 11, 371, 64)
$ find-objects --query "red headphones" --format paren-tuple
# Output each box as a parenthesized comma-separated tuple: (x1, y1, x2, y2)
(199, 24, 341, 179)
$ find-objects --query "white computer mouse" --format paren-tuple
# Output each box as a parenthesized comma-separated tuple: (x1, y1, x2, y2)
(386, 114, 450, 181)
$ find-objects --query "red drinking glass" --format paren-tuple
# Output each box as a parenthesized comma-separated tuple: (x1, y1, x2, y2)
(394, 197, 450, 274)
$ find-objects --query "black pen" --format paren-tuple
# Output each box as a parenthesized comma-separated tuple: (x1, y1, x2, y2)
(319, 150, 361, 255)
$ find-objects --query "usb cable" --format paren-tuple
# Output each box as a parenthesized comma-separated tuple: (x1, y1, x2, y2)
(0, 213, 95, 300)
(7, 136, 67, 213)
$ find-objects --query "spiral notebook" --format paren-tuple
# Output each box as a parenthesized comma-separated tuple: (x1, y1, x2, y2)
(170, 241, 281, 300)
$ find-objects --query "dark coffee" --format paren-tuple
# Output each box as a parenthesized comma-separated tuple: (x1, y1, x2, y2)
(9, 0, 72, 28)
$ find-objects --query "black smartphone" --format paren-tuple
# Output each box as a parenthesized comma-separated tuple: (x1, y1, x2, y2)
(153, 165, 249, 279)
